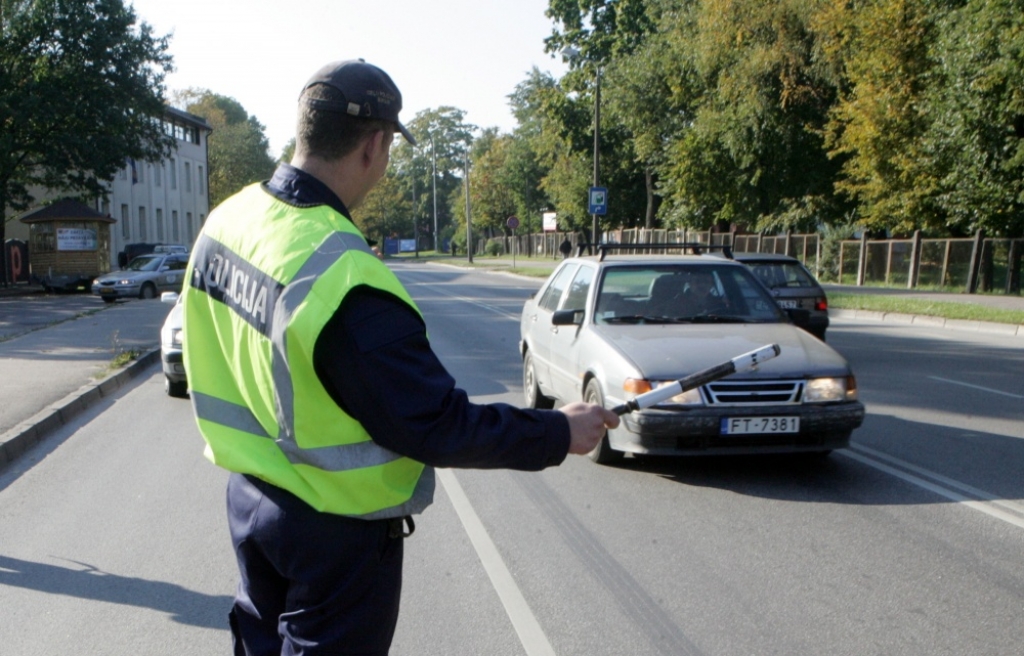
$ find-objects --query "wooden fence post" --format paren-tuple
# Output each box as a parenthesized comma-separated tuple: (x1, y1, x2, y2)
(908, 230, 922, 289)
(966, 229, 985, 294)
(857, 232, 867, 286)
(1008, 239, 1021, 294)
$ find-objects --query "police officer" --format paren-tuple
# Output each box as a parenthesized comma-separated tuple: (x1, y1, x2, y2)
(181, 59, 618, 656)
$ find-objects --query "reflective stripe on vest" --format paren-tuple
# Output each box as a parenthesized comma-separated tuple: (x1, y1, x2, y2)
(184, 185, 432, 518)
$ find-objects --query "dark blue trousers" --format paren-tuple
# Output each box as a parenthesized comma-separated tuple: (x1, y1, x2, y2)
(226, 473, 404, 656)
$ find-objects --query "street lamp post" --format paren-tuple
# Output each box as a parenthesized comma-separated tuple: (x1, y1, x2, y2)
(428, 132, 438, 253)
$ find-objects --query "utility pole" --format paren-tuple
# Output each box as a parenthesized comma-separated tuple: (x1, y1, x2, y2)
(464, 149, 472, 264)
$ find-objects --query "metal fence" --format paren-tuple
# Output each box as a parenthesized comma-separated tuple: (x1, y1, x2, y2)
(839, 231, 1022, 294)
(477, 228, 1021, 295)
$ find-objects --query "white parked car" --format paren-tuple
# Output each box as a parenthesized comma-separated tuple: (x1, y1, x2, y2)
(159, 292, 187, 397)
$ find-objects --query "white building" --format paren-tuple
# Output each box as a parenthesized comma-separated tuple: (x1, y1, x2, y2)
(97, 106, 212, 268)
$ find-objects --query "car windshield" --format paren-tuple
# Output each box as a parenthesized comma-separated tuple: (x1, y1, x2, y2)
(747, 261, 817, 289)
(594, 264, 785, 325)
(126, 255, 162, 272)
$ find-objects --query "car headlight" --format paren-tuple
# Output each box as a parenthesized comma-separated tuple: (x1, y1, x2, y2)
(804, 376, 858, 403)
(624, 378, 704, 406)
(171, 328, 183, 347)
(119, 279, 134, 285)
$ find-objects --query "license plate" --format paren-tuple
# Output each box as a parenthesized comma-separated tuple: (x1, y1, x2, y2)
(99, 288, 114, 294)
(721, 416, 800, 435)
(776, 300, 798, 309)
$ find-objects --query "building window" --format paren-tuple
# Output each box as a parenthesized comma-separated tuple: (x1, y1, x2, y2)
(184, 162, 192, 193)
(121, 204, 130, 240)
(137, 162, 145, 184)
(155, 163, 162, 188)
(138, 207, 147, 241)
(185, 212, 193, 243)
(155, 208, 164, 241)
(198, 166, 205, 195)
(171, 210, 180, 242)
(119, 166, 127, 181)
(170, 158, 177, 189)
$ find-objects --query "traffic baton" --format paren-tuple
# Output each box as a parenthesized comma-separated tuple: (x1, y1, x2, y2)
(610, 343, 781, 415)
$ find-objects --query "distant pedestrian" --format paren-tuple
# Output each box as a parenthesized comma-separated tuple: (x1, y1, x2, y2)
(559, 236, 572, 259)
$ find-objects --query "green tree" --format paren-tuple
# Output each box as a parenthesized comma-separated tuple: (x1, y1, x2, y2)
(176, 90, 277, 209)
(922, 0, 1024, 237)
(0, 0, 174, 282)
(279, 138, 296, 165)
(813, 0, 940, 234)
(351, 167, 412, 245)
(390, 106, 477, 248)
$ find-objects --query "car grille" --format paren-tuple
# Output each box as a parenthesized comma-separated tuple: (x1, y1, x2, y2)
(703, 380, 803, 406)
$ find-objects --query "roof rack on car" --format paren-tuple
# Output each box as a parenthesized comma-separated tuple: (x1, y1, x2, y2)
(595, 242, 734, 261)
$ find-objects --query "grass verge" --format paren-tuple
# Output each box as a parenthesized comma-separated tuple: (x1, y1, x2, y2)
(829, 293, 1024, 325)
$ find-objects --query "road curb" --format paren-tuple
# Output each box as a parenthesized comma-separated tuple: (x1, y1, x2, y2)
(0, 347, 161, 471)
(829, 308, 1024, 337)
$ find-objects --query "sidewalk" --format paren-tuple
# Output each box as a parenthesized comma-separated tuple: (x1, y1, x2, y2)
(0, 295, 169, 470)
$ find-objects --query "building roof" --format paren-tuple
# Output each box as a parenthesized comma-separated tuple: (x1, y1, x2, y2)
(164, 105, 213, 131)
(19, 199, 116, 224)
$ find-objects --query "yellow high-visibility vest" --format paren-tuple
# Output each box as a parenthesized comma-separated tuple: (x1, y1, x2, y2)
(182, 183, 432, 518)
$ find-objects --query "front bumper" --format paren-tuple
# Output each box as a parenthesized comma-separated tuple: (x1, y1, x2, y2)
(93, 283, 140, 299)
(613, 401, 865, 455)
(161, 348, 186, 383)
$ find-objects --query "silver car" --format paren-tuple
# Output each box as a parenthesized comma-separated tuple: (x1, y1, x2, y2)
(519, 247, 864, 463)
(92, 252, 189, 303)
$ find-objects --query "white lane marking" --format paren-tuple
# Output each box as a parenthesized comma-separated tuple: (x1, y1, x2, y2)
(840, 447, 1024, 530)
(928, 376, 1024, 399)
(420, 286, 522, 321)
(438, 469, 557, 656)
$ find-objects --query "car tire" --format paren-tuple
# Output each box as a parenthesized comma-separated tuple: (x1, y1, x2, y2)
(165, 375, 188, 398)
(523, 351, 555, 409)
(584, 380, 623, 464)
(140, 283, 157, 300)
(101, 296, 116, 304)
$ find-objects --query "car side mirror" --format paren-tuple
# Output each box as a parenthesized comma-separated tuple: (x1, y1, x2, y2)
(552, 308, 584, 326)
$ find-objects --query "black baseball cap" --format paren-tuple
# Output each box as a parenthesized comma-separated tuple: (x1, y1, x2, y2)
(300, 59, 416, 145)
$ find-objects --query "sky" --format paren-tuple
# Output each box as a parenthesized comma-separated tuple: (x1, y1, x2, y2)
(127, 0, 570, 158)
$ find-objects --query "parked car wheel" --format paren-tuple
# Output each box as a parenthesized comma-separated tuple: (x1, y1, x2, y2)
(140, 282, 157, 299)
(165, 375, 188, 398)
(523, 351, 555, 409)
(101, 296, 117, 304)
(585, 380, 623, 464)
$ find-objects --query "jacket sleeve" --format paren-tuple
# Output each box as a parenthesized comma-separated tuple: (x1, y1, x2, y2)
(313, 286, 571, 470)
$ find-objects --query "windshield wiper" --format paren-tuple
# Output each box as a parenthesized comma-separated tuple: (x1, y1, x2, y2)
(688, 314, 749, 323)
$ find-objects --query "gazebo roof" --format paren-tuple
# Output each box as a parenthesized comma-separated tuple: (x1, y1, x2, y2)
(19, 198, 115, 224)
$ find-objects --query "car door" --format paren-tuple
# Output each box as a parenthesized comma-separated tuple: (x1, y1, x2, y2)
(524, 263, 578, 397)
(158, 256, 188, 293)
(548, 264, 595, 401)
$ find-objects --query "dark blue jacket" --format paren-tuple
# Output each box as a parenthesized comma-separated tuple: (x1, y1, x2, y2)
(266, 164, 570, 471)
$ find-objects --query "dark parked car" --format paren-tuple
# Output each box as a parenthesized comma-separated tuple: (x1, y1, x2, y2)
(732, 253, 829, 340)
(519, 244, 863, 464)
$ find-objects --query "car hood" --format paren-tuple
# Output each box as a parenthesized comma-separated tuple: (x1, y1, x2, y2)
(592, 322, 850, 379)
(95, 270, 146, 283)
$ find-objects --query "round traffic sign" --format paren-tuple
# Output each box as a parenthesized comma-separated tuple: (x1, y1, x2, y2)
(506, 215, 520, 230)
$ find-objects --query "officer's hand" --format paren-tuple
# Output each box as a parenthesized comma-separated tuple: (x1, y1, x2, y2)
(559, 402, 620, 455)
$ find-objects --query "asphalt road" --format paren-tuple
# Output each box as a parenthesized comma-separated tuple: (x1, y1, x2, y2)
(0, 263, 1022, 655)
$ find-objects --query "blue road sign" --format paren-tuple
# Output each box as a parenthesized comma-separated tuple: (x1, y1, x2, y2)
(589, 187, 608, 215)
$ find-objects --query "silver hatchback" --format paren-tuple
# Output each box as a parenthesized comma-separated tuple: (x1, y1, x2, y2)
(519, 246, 864, 464)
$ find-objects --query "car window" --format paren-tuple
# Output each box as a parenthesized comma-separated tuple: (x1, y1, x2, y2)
(595, 264, 784, 323)
(167, 257, 188, 271)
(538, 264, 578, 312)
(749, 261, 817, 289)
(127, 255, 162, 272)
(560, 266, 594, 311)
